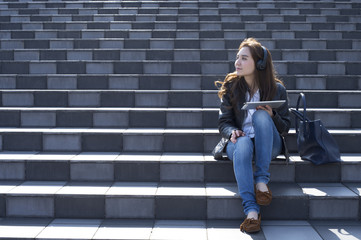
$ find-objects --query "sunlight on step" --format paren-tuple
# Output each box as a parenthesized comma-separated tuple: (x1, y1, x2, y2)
(302, 188, 327, 196)
(330, 228, 360, 240)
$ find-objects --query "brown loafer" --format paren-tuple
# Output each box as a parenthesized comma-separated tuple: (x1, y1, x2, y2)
(255, 185, 272, 206)
(240, 214, 261, 233)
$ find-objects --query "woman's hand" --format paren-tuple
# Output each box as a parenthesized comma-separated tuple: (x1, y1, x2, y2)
(256, 105, 274, 117)
(230, 130, 245, 143)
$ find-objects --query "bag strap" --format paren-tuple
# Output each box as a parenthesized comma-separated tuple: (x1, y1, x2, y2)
(291, 109, 304, 120)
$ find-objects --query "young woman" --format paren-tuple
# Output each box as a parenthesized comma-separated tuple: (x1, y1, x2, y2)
(213, 38, 290, 233)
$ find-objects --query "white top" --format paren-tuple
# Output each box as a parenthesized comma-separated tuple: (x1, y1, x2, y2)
(242, 89, 260, 138)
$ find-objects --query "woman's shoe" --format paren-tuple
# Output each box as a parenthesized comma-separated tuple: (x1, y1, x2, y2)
(255, 185, 272, 206)
(240, 214, 261, 233)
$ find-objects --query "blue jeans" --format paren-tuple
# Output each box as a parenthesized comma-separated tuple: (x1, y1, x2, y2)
(226, 110, 282, 215)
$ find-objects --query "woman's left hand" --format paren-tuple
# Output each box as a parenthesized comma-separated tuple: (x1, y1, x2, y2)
(256, 105, 273, 117)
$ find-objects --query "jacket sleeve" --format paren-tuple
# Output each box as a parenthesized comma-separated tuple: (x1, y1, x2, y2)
(218, 92, 239, 139)
(272, 84, 291, 136)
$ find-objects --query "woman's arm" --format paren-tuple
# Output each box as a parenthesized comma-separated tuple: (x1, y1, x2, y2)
(218, 92, 239, 139)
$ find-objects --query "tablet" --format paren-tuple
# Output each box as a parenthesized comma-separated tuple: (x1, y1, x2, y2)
(241, 100, 286, 110)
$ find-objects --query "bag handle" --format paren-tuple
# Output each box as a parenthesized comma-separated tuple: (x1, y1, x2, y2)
(293, 93, 308, 134)
(296, 93, 307, 121)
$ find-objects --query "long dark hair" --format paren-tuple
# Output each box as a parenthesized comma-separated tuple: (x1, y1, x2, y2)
(215, 38, 284, 107)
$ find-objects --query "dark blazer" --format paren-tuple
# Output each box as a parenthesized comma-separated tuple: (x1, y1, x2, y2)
(213, 82, 291, 160)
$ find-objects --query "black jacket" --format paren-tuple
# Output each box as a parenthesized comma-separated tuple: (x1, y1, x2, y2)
(213, 82, 291, 159)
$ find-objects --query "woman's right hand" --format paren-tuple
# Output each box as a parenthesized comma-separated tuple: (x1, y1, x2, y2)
(230, 130, 245, 143)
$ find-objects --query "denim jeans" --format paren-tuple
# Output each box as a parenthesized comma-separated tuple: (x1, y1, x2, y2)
(226, 110, 282, 215)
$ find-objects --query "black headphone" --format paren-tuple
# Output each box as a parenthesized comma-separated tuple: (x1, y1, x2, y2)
(256, 46, 268, 70)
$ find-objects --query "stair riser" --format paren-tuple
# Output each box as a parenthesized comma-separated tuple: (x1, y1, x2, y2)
(1, 91, 361, 108)
(0, 8, 360, 16)
(0, 131, 359, 153)
(0, 75, 360, 91)
(0, 1, 359, 9)
(0, 109, 359, 128)
(1, 160, 360, 183)
(1, 22, 360, 32)
(1, 195, 359, 220)
(0, 19, 360, 29)
(1, 61, 360, 76)
(0, 4, 359, 10)
(1, 39, 361, 51)
(2, 50, 361, 62)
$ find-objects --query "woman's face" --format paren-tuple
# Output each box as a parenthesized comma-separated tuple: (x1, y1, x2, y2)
(235, 47, 256, 78)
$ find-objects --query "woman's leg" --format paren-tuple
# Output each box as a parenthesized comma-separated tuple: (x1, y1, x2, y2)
(252, 110, 282, 185)
(226, 137, 260, 215)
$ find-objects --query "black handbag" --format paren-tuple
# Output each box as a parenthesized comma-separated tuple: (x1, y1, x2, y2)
(291, 93, 341, 165)
(212, 137, 228, 160)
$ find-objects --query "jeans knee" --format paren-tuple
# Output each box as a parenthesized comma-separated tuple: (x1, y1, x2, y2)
(252, 110, 271, 126)
(235, 137, 253, 149)
(233, 137, 253, 161)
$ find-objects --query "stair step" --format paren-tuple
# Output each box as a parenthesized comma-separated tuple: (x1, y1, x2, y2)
(1, 14, 361, 24)
(1, 60, 360, 76)
(1, 49, 361, 62)
(2, 22, 359, 32)
(0, 74, 359, 91)
(1, 30, 361, 41)
(1, 90, 361, 108)
(0, 107, 359, 129)
(0, 151, 361, 183)
(0, 1, 357, 6)
(287, 90, 361, 108)
(0, 181, 360, 220)
(2, 12, 360, 18)
(0, 218, 360, 240)
(0, 127, 360, 153)
(0, 20, 360, 30)
(2, 38, 361, 51)
(0, 4, 359, 12)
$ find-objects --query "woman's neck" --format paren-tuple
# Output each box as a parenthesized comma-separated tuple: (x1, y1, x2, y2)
(244, 76, 258, 94)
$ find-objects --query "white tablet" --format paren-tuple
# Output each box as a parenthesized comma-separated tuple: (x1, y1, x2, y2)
(241, 100, 286, 110)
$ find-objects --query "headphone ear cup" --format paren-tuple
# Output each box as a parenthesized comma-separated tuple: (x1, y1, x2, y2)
(256, 59, 264, 70)
(256, 46, 268, 70)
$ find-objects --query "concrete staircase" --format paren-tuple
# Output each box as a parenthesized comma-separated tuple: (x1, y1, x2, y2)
(0, 0, 361, 239)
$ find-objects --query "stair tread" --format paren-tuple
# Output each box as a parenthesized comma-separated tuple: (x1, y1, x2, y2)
(0, 151, 360, 162)
(1, 58, 360, 61)
(2, 38, 361, 43)
(0, 217, 359, 240)
(1, 20, 360, 24)
(1, 106, 361, 112)
(0, 127, 360, 132)
(2, 36, 361, 41)
(1, 89, 361, 93)
(1, 181, 360, 198)
(3, 49, 361, 53)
